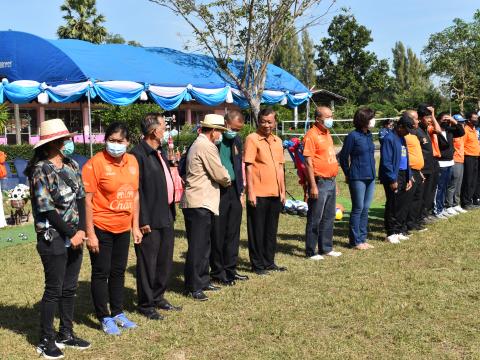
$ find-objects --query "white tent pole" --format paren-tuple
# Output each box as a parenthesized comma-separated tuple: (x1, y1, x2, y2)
(87, 90, 93, 157)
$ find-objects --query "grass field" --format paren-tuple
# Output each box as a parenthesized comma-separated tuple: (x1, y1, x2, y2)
(0, 162, 479, 359)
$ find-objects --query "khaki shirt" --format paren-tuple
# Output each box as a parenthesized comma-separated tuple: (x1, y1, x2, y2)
(181, 134, 231, 215)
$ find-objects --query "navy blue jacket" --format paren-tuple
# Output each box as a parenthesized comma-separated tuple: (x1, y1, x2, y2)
(379, 131, 411, 184)
(339, 129, 376, 180)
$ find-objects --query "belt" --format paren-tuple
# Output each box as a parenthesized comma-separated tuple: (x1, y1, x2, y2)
(315, 176, 335, 181)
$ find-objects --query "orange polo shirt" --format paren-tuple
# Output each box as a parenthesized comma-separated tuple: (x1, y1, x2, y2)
(244, 132, 285, 197)
(453, 136, 465, 163)
(405, 134, 424, 170)
(302, 125, 339, 178)
(464, 125, 480, 156)
(82, 150, 139, 233)
(428, 126, 441, 158)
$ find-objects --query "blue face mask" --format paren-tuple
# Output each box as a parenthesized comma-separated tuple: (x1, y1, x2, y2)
(214, 134, 223, 145)
(106, 142, 127, 158)
(224, 130, 237, 140)
(324, 118, 334, 129)
(61, 140, 75, 156)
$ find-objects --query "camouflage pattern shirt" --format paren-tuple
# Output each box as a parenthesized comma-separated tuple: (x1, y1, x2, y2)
(31, 158, 85, 233)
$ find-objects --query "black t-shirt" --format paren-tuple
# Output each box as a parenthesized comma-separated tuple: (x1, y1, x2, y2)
(415, 127, 434, 174)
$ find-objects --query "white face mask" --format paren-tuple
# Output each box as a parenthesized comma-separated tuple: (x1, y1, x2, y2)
(323, 118, 334, 129)
(106, 142, 127, 158)
(214, 133, 223, 145)
(368, 119, 376, 129)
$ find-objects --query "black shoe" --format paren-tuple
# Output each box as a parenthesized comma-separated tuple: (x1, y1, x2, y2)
(156, 299, 182, 312)
(232, 273, 249, 281)
(463, 204, 477, 210)
(37, 337, 64, 359)
(55, 332, 91, 350)
(138, 308, 164, 320)
(211, 277, 236, 286)
(204, 283, 222, 291)
(253, 269, 269, 276)
(185, 290, 209, 301)
(266, 264, 287, 272)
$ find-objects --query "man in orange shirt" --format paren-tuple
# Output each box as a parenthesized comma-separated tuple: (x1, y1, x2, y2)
(404, 110, 426, 232)
(244, 108, 286, 275)
(445, 114, 467, 213)
(461, 112, 480, 209)
(303, 106, 342, 260)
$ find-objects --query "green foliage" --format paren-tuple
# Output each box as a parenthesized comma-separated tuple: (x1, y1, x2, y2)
(423, 10, 480, 112)
(300, 30, 316, 89)
(0, 144, 105, 161)
(273, 29, 302, 79)
(315, 9, 392, 104)
(0, 103, 9, 129)
(105, 33, 143, 47)
(94, 103, 164, 144)
(57, 0, 108, 44)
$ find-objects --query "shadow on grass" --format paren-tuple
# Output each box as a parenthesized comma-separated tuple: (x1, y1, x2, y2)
(0, 280, 137, 345)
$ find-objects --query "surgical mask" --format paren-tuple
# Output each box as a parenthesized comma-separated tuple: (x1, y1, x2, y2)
(368, 119, 376, 129)
(61, 140, 75, 156)
(324, 118, 334, 129)
(106, 142, 127, 158)
(224, 130, 237, 140)
(214, 134, 223, 145)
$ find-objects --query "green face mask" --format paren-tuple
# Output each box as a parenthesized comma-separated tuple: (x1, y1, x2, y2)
(61, 140, 75, 156)
(224, 130, 237, 140)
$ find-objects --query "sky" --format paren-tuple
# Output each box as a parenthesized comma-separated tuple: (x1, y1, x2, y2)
(1, 0, 479, 63)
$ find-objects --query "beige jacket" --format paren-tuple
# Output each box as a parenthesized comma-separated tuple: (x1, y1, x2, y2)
(181, 134, 231, 215)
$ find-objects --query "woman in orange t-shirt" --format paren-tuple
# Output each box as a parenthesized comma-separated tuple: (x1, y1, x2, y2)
(82, 122, 142, 335)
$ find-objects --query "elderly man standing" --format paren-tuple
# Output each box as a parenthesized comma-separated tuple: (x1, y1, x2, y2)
(181, 114, 231, 301)
(303, 106, 342, 260)
(131, 113, 180, 320)
(245, 108, 286, 275)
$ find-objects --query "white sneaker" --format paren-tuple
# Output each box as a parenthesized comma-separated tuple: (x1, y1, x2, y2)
(454, 205, 467, 213)
(442, 209, 454, 217)
(309, 254, 324, 260)
(445, 207, 458, 216)
(396, 233, 409, 241)
(386, 234, 400, 244)
(435, 212, 448, 220)
(325, 250, 342, 257)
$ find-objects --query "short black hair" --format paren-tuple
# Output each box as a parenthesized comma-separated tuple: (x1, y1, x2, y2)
(105, 121, 130, 141)
(353, 107, 375, 130)
(437, 111, 449, 121)
(465, 111, 477, 120)
(258, 107, 276, 122)
(396, 114, 414, 129)
(417, 104, 432, 118)
(141, 112, 163, 136)
(382, 118, 394, 127)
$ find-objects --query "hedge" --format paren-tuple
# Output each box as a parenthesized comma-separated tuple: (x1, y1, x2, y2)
(0, 144, 106, 161)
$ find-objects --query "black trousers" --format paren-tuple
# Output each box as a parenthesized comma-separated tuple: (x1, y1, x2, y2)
(421, 162, 439, 219)
(37, 232, 83, 339)
(135, 224, 174, 311)
(473, 157, 480, 202)
(383, 170, 412, 236)
(406, 169, 424, 230)
(461, 155, 479, 206)
(210, 185, 243, 281)
(247, 196, 282, 272)
(89, 228, 130, 320)
(183, 208, 214, 292)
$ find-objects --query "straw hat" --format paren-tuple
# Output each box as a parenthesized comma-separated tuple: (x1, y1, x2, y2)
(200, 114, 228, 131)
(34, 118, 76, 149)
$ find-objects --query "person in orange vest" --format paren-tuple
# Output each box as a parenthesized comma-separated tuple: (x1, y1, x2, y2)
(460, 112, 480, 209)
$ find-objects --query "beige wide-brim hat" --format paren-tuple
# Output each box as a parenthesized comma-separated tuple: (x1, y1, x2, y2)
(200, 114, 228, 131)
(34, 118, 76, 149)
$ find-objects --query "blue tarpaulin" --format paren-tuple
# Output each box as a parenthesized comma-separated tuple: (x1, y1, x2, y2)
(0, 31, 310, 109)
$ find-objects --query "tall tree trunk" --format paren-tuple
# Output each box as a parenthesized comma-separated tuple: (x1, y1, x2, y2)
(250, 97, 261, 126)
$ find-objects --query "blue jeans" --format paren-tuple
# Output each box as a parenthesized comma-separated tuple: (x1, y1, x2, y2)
(435, 166, 452, 214)
(348, 179, 375, 246)
(305, 178, 336, 256)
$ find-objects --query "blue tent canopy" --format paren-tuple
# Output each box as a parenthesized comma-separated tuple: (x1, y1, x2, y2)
(0, 31, 310, 109)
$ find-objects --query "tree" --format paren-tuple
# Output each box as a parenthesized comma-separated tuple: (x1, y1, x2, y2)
(148, 0, 335, 121)
(423, 10, 480, 112)
(105, 33, 143, 47)
(57, 0, 107, 44)
(273, 30, 302, 79)
(300, 30, 316, 89)
(314, 9, 392, 104)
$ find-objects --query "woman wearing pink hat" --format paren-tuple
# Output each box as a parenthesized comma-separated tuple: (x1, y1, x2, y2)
(25, 118, 90, 359)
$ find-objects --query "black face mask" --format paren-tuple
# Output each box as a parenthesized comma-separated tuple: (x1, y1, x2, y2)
(440, 121, 449, 129)
(469, 120, 478, 127)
